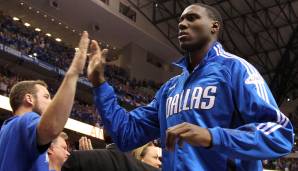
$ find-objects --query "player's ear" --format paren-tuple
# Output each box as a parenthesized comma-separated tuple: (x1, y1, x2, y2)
(24, 94, 34, 106)
(211, 21, 220, 34)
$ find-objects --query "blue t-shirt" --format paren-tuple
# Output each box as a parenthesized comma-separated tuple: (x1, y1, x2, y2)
(0, 112, 50, 171)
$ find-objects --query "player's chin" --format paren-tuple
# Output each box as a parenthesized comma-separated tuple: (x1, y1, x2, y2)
(179, 41, 196, 51)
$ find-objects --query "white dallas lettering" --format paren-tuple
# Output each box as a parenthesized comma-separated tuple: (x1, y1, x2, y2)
(166, 97, 173, 117)
(178, 90, 184, 113)
(201, 86, 217, 109)
(182, 89, 191, 110)
(190, 87, 203, 109)
(166, 86, 217, 117)
(171, 94, 180, 115)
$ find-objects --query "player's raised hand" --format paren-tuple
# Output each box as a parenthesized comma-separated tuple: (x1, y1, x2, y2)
(79, 136, 93, 150)
(166, 122, 212, 151)
(87, 40, 107, 87)
(67, 31, 90, 76)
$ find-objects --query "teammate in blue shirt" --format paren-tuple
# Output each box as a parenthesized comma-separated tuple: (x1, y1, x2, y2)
(87, 3, 294, 171)
(0, 31, 90, 171)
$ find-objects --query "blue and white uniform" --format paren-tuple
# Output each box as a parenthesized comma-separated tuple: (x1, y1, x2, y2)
(93, 42, 294, 171)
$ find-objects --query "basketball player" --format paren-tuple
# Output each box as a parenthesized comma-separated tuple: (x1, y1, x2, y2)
(0, 31, 90, 171)
(87, 4, 294, 171)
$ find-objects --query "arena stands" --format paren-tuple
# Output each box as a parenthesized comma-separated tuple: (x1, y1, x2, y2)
(0, 12, 162, 124)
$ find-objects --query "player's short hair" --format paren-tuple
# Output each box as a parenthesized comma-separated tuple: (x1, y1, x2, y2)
(52, 132, 68, 144)
(194, 3, 223, 35)
(9, 80, 48, 112)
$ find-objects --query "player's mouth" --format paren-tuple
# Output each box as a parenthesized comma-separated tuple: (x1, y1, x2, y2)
(178, 31, 191, 41)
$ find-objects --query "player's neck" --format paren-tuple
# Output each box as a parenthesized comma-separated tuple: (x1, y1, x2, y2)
(187, 40, 216, 72)
(14, 106, 33, 116)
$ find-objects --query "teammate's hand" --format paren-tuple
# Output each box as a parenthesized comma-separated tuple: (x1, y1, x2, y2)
(166, 122, 212, 151)
(67, 31, 90, 76)
(87, 40, 107, 87)
(79, 136, 93, 150)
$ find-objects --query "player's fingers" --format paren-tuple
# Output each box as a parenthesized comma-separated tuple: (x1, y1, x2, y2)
(166, 129, 178, 151)
(87, 138, 93, 150)
(79, 137, 83, 150)
(166, 125, 190, 151)
(82, 137, 88, 150)
(167, 122, 189, 132)
(78, 31, 89, 55)
(101, 49, 108, 64)
(89, 40, 101, 58)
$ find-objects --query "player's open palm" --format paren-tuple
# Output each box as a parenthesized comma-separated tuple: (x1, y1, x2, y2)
(67, 31, 90, 76)
(87, 40, 107, 86)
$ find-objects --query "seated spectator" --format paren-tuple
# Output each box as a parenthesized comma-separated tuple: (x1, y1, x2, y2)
(62, 128, 160, 171)
(132, 142, 162, 169)
(48, 132, 70, 171)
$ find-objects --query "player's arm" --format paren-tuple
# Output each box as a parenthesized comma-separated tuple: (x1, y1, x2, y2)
(208, 61, 294, 160)
(37, 31, 90, 146)
(88, 41, 160, 151)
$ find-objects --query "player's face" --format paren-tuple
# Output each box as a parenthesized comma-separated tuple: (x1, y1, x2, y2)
(32, 84, 51, 115)
(49, 137, 70, 166)
(142, 146, 162, 168)
(178, 5, 214, 51)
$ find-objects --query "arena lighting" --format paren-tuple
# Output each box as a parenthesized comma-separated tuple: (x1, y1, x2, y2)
(36, 10, 40, 14)
(45, 33, 52, 37)
(20, 2, 24, 5)
(35, 28, 41, 32)
(44, 14, 47, 18)
(51, 18, 55, 22)
(58, 22, 62, 25)
(28, 6, 32, 10)
(0, 95, 103, 139)
(24, 22, 31, 27)
(55, 38, 62, 42)
(72, 29, 75, 32)
(287, 98, 291, 102)
(65, 26, 69, 29)
(33, 53, 37, 57)
(12, 17, 20, 21)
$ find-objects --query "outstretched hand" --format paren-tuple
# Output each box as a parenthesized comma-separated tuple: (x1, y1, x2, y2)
(87, 40, 108, 87)
(67, 31, 90, 76)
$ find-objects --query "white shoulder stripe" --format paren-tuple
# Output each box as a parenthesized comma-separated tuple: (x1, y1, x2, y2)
(214, 45, 290, 135)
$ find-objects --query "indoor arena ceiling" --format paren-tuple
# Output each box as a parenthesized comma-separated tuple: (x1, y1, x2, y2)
(127, 0, 298, 105)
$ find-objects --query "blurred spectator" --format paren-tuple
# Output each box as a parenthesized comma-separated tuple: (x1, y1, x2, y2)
(132, 142, 162, 169)
(48, 132, 70, 171)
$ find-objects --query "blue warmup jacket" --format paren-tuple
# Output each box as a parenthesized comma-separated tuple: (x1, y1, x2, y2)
(93, 42, 294, 171)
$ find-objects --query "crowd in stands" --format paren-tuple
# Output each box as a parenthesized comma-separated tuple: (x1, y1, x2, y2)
(263, 158, 298, 171)
(0, 12, 161, 108)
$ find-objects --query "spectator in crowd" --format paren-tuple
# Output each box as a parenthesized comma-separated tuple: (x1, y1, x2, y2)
(132, 142, 162, 168)
(62, 128, 160, 171)
(48, 132, 70, 171)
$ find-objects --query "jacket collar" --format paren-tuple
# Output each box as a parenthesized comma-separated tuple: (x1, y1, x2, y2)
(172, 41, 221, 71)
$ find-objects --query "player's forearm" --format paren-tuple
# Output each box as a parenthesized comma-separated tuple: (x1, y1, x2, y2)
(37, 73, 78, 145)
(93, 82, 160, 151)
(209, 125, 293, 160)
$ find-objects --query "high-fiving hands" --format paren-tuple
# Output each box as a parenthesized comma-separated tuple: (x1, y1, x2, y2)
(87, 40, 108, 87)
